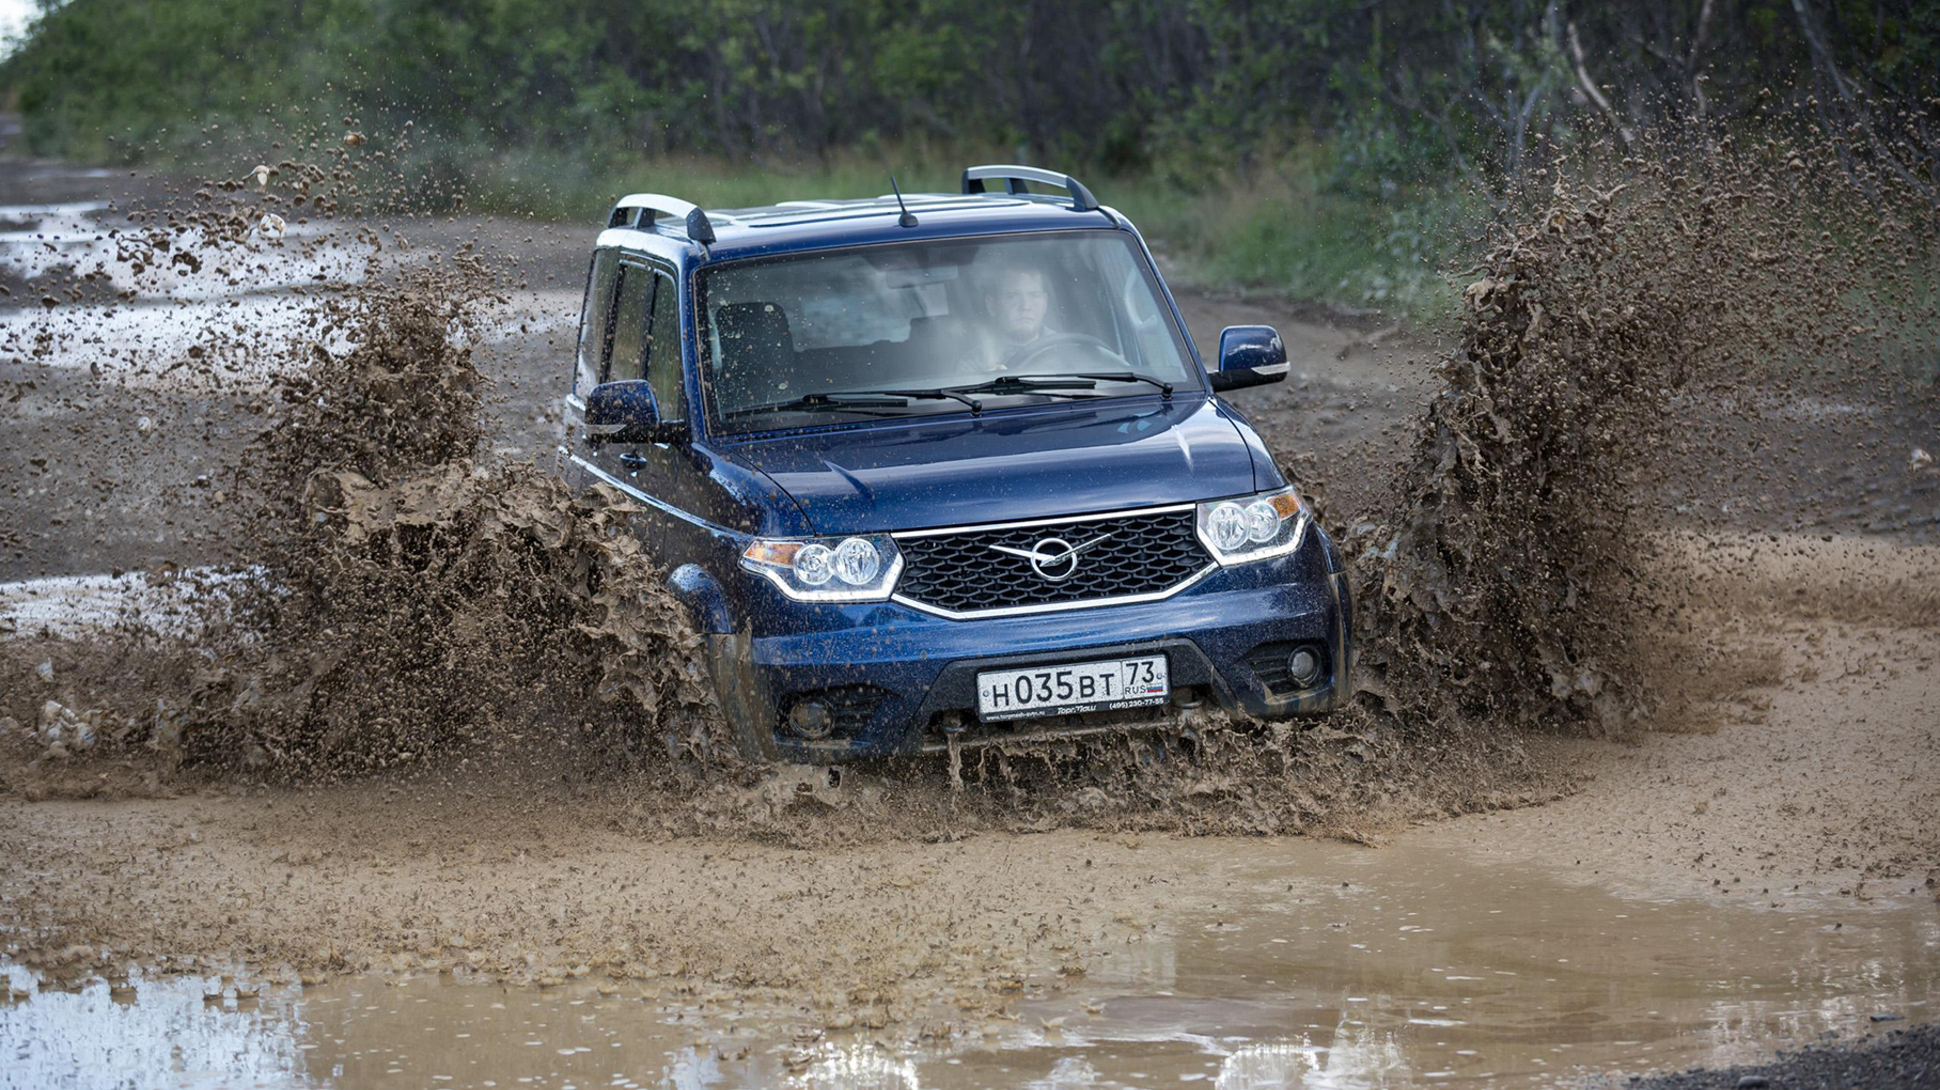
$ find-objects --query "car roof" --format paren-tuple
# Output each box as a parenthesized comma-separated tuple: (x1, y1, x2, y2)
(599, 191, 1126, 263)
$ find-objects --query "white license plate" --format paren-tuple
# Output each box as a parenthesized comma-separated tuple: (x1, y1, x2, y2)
(975, 654, 1170, 723)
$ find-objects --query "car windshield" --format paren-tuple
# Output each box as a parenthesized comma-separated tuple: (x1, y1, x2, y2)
(701, 231, 1198, 432)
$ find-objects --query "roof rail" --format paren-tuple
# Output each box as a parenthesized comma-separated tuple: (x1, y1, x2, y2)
(608, 193, 716, 245)
(960, 165, 1099, 213)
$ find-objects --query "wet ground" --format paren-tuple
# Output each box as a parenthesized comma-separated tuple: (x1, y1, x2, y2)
(5, 838, 1935, 1089)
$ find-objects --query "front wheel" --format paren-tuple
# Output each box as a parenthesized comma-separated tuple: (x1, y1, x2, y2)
(699, 630, 781, 763)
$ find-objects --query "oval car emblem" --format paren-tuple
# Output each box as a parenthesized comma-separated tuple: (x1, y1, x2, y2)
(986, 532, 1115, 582)
(1026, 536, 1080, 581)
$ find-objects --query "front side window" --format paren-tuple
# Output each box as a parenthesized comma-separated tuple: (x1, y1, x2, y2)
(591, 259, 688, 425)
(701, 232, 1199, 433)
(646, 265, 686, 421)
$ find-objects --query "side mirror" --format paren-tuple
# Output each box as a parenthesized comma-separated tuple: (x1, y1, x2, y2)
(585, 380, 678, 444)
(1208, 325, 1288, 393)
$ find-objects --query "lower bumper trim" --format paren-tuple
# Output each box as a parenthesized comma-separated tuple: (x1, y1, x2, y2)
(917, 717, 1175, 754)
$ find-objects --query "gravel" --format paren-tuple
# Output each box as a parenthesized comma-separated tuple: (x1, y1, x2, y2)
(1621, 1024, 1937, 1090)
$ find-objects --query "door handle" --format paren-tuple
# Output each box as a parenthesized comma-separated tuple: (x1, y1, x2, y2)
(618, 451, 650, 469)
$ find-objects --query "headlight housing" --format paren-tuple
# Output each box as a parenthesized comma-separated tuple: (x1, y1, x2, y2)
(1195, 487, 1309, 565)
(741, 534, 903, 601)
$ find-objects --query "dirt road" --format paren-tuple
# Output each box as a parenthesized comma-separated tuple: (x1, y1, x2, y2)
(1, 150, 1937, 1088)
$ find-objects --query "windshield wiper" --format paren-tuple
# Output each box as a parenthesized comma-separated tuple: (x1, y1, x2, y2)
(862, 387, 986, 414)
(725, 391, 912, 419)
(726, 387, 986, 420)
(1019, 371, 1175, 398)
(950, 371, 1172, 401)
(948, 375, 1102, 400)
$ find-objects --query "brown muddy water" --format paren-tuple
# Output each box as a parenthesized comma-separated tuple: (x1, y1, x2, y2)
(5, 840, 1935, 1089)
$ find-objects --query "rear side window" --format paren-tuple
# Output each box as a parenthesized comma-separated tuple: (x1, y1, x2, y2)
(575, 250, 619, 397)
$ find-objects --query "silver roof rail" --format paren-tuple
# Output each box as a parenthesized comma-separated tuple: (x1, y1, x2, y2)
(960, 164, 1099, 212)
(609, 193, 716, 245)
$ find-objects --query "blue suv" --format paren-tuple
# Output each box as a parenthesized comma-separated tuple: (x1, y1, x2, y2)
(561, 165, 1351, 762)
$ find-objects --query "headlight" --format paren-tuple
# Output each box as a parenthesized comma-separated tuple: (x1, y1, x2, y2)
(741, 534, 902, 601)
(1195, 487, 1309, 564)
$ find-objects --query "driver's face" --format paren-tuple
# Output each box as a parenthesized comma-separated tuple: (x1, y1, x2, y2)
(986, 270, 1049, 343)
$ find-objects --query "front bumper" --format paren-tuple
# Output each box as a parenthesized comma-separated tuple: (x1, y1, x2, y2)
(705, 542, 1352, 762)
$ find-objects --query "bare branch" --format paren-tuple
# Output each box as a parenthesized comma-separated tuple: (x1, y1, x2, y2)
(1790, 0, 1936, 205)
(1687, 0, 1715, 71)
(1567, 20, 1636, 144)
(1687, 0, 1716, 116)
(1790, 0, 1859, 105)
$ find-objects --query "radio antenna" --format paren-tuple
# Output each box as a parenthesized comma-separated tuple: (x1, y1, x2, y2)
(889, 175, 919, 228)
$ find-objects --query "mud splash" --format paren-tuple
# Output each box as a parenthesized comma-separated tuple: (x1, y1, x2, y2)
(875, 118, 1937, 833)
(181, 261, 731, 777)
(2, 110, 1934, 840)
(1, 135, 739, 785)
(2, 116, 1938, 1045)
(1347, 121, 1937, 739)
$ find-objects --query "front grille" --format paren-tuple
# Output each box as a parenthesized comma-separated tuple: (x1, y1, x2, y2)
(894, 507, 1212, 616)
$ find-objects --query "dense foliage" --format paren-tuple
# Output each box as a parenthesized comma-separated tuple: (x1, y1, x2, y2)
(3, 1, 1934, 316)
(7, 0, 1936, 190)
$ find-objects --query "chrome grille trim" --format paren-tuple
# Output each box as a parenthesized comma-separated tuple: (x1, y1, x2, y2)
(891, 563, 1216, 619)
(890, 502, 1215, 619)
(889, 502, 1196, 540)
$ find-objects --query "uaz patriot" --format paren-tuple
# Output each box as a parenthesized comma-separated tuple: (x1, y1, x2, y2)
(561, 166, 1351, 761)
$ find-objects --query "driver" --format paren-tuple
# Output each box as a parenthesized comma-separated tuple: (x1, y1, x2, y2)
(964, 257, 1056, 372)
(986, 261, 1051, 349)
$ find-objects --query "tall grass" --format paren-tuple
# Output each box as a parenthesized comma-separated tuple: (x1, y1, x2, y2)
(1106, 169, 1479, 324)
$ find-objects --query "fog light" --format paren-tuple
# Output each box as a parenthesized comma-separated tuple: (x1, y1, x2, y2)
(1287, 648, 1322, 686)
(787, 701, 833, 740)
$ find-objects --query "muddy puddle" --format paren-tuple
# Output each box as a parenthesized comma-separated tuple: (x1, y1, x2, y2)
(6, 841, 1933, 1089)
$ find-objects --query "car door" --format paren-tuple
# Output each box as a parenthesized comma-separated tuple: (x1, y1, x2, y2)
(584, 257, 693, 563)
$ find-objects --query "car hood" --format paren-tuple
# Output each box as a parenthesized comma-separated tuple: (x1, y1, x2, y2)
(727, 397, 1260, 535)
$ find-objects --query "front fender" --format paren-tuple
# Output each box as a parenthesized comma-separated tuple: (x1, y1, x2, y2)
(666, 563, 735, 634)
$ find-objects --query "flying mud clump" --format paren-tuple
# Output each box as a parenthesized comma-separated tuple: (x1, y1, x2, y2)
(180, 263, 734, 777)
(0, 131, 736, 784)
(1349, 121, 1936, 738)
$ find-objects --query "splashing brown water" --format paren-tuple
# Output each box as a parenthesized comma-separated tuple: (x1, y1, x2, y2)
(3, 112, 1934, 840)
(180, 260, 735, 778)
(1348, 123, 1936, 741)
(915, 119, 1935, 832)
(1, 141, 744, 788)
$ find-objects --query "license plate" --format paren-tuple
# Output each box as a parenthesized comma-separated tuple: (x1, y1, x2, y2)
(975, 654, 1169, 723)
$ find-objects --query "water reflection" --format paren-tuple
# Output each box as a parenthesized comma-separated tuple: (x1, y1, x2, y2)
(3, 842, 1935, 1089)
(1, 967, 311, 1088)
(793, 1041, 923, 1089)
(975, 842, 1939, 1088)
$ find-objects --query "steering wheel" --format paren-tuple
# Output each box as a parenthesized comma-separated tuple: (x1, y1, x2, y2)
(1006, 332, 1133, 371)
